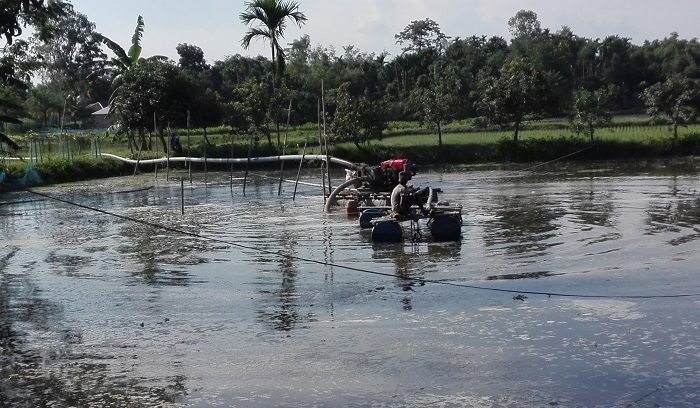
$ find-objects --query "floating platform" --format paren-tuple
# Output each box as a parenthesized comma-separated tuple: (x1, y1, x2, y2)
(358, 206, 463, 243)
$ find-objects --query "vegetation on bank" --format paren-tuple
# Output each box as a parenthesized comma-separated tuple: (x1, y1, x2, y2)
(2, 119, 699, 186)
(1, 156, 132, 184)
(6, 5, 700, 155)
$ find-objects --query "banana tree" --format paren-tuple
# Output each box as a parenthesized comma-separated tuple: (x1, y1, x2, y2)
(93, 15, 167, 151)
(94, 15, 144, 109)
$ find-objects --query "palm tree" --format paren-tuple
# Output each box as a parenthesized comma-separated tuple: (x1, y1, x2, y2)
(240, 0, 307, 80)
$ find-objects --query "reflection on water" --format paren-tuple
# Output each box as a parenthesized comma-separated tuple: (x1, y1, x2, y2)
(482, 192, 565, 259)
(0, 245, 187, 407)
(646, 197, 700, 245)
(2, 166, 700, 406)
(567, 182, 616, 228)
(256, 226, 303, 332)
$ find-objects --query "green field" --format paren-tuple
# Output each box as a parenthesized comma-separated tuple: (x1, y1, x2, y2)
(2, 120, 700, 184)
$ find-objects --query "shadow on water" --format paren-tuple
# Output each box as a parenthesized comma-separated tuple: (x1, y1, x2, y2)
(486, 270, 563, 280)
(0, 246, 188, 407)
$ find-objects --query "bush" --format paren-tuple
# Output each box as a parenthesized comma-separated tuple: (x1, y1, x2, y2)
(34, 157, 131, 183)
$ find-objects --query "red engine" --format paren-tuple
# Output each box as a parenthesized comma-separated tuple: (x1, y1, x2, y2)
(380, 159, 410, 173)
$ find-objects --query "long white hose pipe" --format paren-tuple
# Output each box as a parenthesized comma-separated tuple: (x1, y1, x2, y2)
(100, 153, 357, 169)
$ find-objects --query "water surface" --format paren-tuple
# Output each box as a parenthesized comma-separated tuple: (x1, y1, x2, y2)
(1, 164, 700, 407)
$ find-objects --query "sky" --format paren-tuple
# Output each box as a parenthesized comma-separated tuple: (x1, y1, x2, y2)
(66, 0, 700, 63)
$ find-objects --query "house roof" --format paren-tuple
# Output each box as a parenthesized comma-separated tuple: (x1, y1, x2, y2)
(92, 105, 110, 115)
(86, 102, 103, 113)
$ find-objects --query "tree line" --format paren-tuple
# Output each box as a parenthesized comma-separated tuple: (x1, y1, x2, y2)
(3, 2, 700, 155)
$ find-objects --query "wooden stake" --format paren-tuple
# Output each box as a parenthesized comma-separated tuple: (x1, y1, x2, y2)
(181, 176, 185, 215)
(230, 132, 234, 190)
(322, 80, 332, 196)
(243, 133, 253, 195)
(278, 99, 292, 196)
(187, 110, 192, 184)
(293, 140, 308, 201)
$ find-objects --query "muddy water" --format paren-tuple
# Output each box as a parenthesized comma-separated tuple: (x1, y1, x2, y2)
(1, 164, 700, 407)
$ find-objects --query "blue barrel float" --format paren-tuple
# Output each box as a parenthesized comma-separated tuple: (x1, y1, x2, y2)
(429, 214, 462, 241)
(371, 220, 403, 242)
(359, 208, 386, 229)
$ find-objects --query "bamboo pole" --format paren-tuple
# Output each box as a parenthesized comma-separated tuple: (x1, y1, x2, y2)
(318, 98, 326, 202)
(133, 137, 143, 177)
(181, 177, 185, 215)
(165, 121, 170, 182)
(230, 132, 234, 190)
(187, 110, 192, 184)
(322, 80, 332, 196)
(278, 99, 292, 196)
(243, 133, 254, 195)
(293, 140, 308, 201)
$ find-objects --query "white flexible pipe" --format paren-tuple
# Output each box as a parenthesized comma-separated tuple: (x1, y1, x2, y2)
(100, 153, 357, 169)
(324, 177, 363, 212)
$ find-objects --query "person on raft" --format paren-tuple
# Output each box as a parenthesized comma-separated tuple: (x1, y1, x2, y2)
(390, 171, 431, 218)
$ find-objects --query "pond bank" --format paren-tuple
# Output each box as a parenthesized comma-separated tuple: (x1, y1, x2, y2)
(1, 140, 699, 191)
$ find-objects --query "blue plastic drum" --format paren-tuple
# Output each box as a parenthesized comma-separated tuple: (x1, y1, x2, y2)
(429, 214, 462, 241)
(371, 221, 403, 242)
(359, 208, 386, 229)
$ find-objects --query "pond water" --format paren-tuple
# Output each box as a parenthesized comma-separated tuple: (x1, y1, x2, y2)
(1, 162, 700, 407)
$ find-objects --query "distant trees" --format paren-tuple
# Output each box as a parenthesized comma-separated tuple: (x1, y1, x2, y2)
(26, 85, 63, 127)
(570, 86, 617, 141)
(395, 18, 450, 54)
(176, 45, 225, 146)
(32, 6, 108, 125)
(11, 4, 700, 151)
(642, 75, 700, 139)
(1, 0, 69, 151)
(1, 0, 68, 45)
(115, 59, 191, 152)
(176, 43, 209, 72)
(330, 82, 387, 149)
(227, 79, 273, 143)
(507, 10, 542, 38)
(477, 58, 546, 141)
(33, 8, 106, 94)
(408, 59, 461, 146)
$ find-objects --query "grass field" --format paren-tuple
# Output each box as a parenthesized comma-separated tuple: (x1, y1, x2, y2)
(372, 124, 700, 147)
(2, 120, 699, 181)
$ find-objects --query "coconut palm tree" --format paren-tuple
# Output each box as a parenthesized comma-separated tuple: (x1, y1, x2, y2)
(240, 0, 307, 80)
